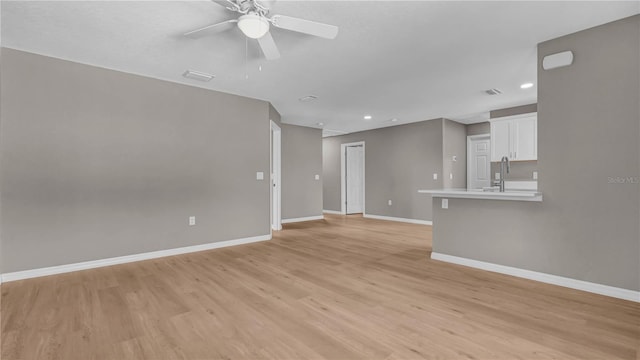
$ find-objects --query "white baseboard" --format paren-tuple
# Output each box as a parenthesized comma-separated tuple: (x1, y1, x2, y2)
(281, 215, 324, 224)
(431, 252, 640, 303)
(1, 234, 271, 283)
(363, 213, 432, 226)
(322, 210, 343, 215)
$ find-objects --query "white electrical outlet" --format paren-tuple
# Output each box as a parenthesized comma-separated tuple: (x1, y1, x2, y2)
(189, 216, 196, 226)
(256, 172, 264, 180)
(433, 173, 438, 180)
(533, 171, 538, 180)
(388, 200, 392, 206)
(441, 199, 448, 209)
(495, 173, 501, 180)
(315, 174, 320, 180)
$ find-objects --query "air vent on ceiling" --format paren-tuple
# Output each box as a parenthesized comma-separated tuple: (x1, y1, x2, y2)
(298, 95, 318, 102)
(485, 88, 503, 95)
(182, 70, 215, 82)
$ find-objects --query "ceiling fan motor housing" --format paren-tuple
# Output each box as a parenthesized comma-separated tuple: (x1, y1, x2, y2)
(237, 12, 270, 39)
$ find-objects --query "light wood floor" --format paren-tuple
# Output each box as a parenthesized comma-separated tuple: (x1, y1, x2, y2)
(2, 214, 639, 360)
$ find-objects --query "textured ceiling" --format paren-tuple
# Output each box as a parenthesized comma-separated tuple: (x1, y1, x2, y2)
(2, 1, 639, 135)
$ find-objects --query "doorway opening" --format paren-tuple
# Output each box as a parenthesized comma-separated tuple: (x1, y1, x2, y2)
(270, 121, 282, 231)
(340, 141, 365, 215)
(467, 134, 491, 189)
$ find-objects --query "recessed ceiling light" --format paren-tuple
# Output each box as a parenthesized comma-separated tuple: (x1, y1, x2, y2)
(317, 122, 324, 126)
(298, 95, 318, 102)
(182, 70, 215, 82)
(390, 118, 398, 122)
(520, 82, 534, 89)
(364, 115, 372, 120)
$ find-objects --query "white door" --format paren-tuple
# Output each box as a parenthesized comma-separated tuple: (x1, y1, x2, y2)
(345, 145, 364, 214)
(467, 135, 491, 189)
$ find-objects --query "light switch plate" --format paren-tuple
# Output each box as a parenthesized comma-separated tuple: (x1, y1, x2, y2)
(441, 199, 448, 209)
(388, 200, 392, 206)
(449, 173, 453, 180)
(256, 172, 264, 180)
(315, 174, 320, 180)
(533, 171, 538, 180)
(433, 173, 438, 180)
(189, 216, 196, 226)
(452, 155, 457, 162)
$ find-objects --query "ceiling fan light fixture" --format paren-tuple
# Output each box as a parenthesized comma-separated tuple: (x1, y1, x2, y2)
(238, 13, 270, 39)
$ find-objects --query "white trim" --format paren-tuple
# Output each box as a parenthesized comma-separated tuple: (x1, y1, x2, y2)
(431, 252, 640, 303)
(322, 209, 343, 215)
(488, 111, 537, 122)
(270, 120, 282, 231)
(340, 141, 365, 215)
(363, 214, 432, 225)
(2, 234, 271, 283)
(281, 215, 324, 224)
(467, 134, 490, 140)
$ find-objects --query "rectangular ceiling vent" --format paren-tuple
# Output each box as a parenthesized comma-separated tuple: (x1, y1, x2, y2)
(485, 88, 503, 95)
(182, 70, 215, 82)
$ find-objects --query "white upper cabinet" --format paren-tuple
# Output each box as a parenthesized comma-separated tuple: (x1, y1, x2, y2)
(490, 120, 511, 161)
(512, 115, 537, 161)
(490, 113, 537, 162)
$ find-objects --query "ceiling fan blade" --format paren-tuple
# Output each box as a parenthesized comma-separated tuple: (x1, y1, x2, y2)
(270, 14, 338, 39)
(257, 32, 281, 60)
(184, 19, 238, 37)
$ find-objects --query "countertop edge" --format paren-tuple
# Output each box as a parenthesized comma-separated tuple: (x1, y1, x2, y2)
(418, 189, 543, 202)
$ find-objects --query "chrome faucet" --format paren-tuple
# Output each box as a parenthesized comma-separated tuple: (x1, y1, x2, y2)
(498, 156, 510, 192)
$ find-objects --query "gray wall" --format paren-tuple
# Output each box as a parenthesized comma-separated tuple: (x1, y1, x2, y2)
(433, 15, 640, 291)
(0, 48, 272, 272)
(323, 119, 444, 221)
(443, 119, 467, 189)
(466, 122, 490, 136)
(281, 124, 323, 219)
(490, 160, 537, 181)
(490, 103, 537, 119)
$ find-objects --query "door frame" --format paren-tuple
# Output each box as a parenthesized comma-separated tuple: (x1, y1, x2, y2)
(467, 134, 491, 189)
(340, 141, 365, 215)
(270, 120, 282, 231)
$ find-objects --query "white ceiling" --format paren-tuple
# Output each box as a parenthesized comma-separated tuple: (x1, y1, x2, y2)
(2, 1, 639, 135)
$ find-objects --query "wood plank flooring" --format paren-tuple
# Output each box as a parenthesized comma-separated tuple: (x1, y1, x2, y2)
(2, 214, 639, 359)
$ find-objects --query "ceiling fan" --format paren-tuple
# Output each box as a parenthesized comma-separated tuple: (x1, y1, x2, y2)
(183, 0, 339, 60)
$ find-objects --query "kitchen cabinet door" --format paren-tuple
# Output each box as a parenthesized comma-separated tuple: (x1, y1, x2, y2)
(513, 116, 537, 161)
(490, 120, 510, 161)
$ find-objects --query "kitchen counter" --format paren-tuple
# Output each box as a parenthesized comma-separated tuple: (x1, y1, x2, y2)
(418, 188, 542, 202)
